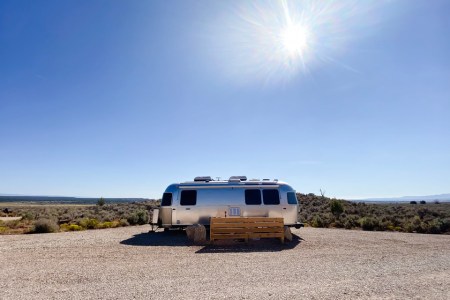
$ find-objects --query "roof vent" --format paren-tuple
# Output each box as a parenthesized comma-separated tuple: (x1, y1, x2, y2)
(229, 176, 247, 182)
(194, 176, 212, 182)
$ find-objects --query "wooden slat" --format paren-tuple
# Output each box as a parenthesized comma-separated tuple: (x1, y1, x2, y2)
(210, 234, 248, 239)
(211, 222, 283, 228)
(212, 227, 283, 234)
(211, 217, 283, 223)
(247, 233, 284, 238)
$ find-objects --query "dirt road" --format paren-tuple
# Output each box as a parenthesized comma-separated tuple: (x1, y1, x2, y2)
(1, 226, 449, 299)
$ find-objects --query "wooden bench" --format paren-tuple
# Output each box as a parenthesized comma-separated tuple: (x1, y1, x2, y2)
(210, 217, 284, 244)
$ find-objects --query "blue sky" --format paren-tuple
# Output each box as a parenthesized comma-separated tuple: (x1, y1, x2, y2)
(1, 0, 449, 199)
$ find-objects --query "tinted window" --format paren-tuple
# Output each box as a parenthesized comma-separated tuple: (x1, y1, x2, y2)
(287, 192, 298, 205)
(161, 193, 172, 206)
(180, 190, 197, 206)
(245, 189, 261, 205)
(263, 189, 280, 205)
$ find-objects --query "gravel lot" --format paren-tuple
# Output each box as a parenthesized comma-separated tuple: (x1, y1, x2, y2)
(1, 226, 449, 300)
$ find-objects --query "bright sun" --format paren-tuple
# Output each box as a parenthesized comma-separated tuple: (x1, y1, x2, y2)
(280, 23, 310, 56)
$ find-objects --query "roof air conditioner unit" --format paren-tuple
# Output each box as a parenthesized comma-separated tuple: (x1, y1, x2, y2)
(229, 176, 247, 182)
(194, 176, 212, 182)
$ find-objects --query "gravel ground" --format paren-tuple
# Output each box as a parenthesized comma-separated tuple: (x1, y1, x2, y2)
(1, 226, 449, 300)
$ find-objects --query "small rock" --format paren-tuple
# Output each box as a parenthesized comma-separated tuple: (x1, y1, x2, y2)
(284, 226, 293, 242)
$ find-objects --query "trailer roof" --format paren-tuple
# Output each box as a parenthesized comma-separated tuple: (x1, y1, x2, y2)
(178, 180, 287, 186)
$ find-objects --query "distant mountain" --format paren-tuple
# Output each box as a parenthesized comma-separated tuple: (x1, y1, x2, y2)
(0, 195, 154, 204)
(353, 193, 450, 203)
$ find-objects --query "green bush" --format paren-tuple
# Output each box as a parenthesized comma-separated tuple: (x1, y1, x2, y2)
(330, 200, 344, 218)
(127, 210, 149, 225)
(33, 219, 59, 233)
(311, 215, 324, 228)
(60, 223, 84, 231)
(79, 218, 99, 229)
(119, 219, 130, 227)
(97, 197, 106, 207)
(21, 211, 35, 220)
(97, 221, 119, 229)
(359, 217, 379, 231)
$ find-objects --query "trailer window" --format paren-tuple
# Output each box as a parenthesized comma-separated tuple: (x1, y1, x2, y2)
(263, 189, 280, 205)
(245, 189, 261, 205)
(161, 193, 172, 206)
(287, 192, 298, 205)
(180, 190, 197, 206)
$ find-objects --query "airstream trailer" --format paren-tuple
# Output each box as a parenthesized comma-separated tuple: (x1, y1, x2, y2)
(151, 176, 303, 230)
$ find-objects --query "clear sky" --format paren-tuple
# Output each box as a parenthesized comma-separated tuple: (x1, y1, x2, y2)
(1, 0, 449, 199)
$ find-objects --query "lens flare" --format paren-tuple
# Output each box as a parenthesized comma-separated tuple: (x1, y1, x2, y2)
(207, 0, 391, 84)
(280, 23, 310, 56)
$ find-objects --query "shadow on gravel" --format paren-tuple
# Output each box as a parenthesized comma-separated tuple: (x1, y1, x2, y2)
(120, 229, 188, 247)
(120, 230, 304, 252)
(195, 234, 304, 254)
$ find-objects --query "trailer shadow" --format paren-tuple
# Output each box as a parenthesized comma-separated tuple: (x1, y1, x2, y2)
(120, 230, 304, 252)
(195, 233, 304, 254)
(120, 229, 189, 247)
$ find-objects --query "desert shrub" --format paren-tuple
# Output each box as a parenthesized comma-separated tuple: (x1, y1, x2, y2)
(359, 217, 379, 231)
(126, 214, 138, 225)
(343, 219, 354, 229)
(427, 219, 442, 234)
(97, 197, 106, 207)
(441, 218, 450, 232)
(417, 208, 429, 220)
(119, 219, 130, 227)
(410, 201, 417, 205)
(330, 200, 344, 218)
(405, 216, 425, 233)
(60, 223, 84, 231)
(97, 221, 118, 229)
(127, 210, 149, 225)
(99, 221, 113, 228)
(333, 219, 345, 228)
(420, 200, 426, 204)
(33, 219, 59, 233)
(311, 215, 324, 228)
(21, 211, 35, 220)
(5, 220, 21, 229)
(0, 226, 7, 233)
(79, 218, 99, 229)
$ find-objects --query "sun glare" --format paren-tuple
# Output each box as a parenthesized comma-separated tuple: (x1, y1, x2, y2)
(281, 23, 310, 56)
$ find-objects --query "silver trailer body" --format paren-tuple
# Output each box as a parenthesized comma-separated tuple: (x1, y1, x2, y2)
(156, 177, 302, 229)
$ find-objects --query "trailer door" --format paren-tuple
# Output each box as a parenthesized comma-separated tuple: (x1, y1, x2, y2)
(283, 191, 299, 224)
(159, 193, 173, 227)
(177, 189, 198, 225)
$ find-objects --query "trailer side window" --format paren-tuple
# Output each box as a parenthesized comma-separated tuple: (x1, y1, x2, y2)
(263, 189, 280, 205)
(180, 190, 197, 206)
(245, 189, 261, 205)
(161, 193, 172, 206)
(287, 192, 298, 204)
